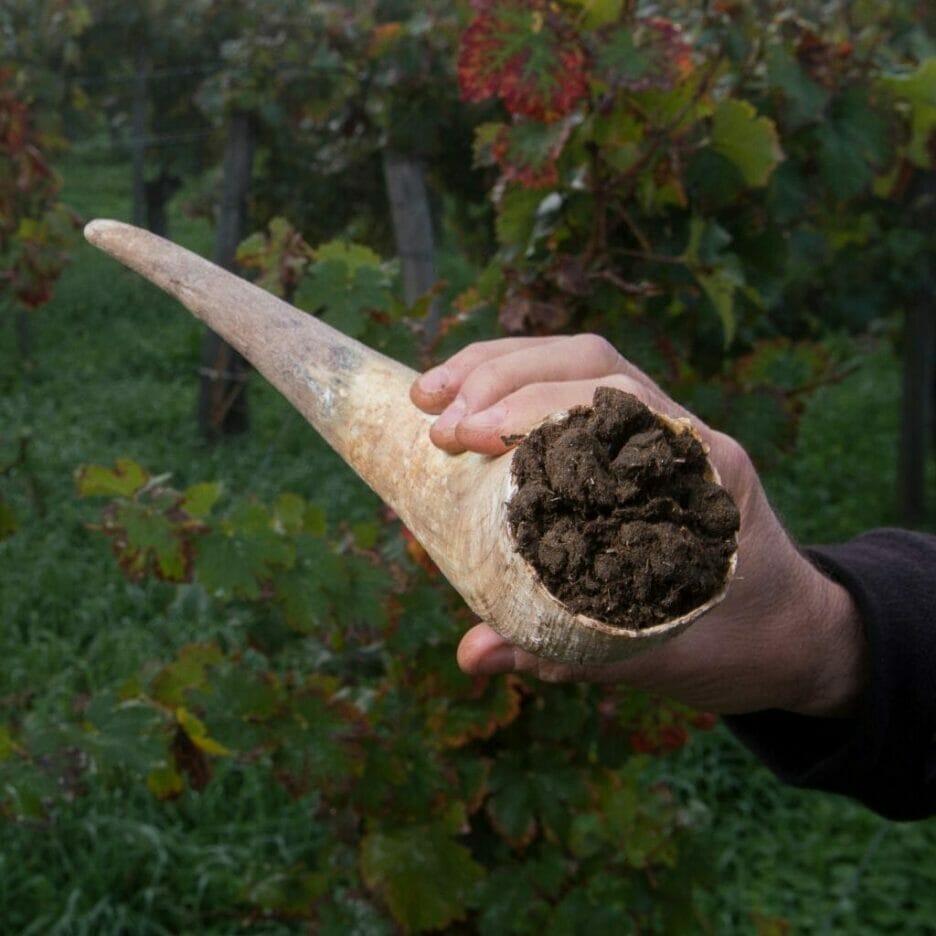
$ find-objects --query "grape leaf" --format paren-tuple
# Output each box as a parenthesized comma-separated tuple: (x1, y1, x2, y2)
(426, 674, 525, 749)
(710, 99, 784, 187)
(696, 265, 743, 347)
(476, 118, 573, 189)
(0, 725, 21, 761)
(360, 812, 484, 933)
(109, 499, 193, 582)
(272, 684, 366, 796)
(495, 184, 545, 252)
(569, 0, 623, 29)
(296, 239, 391, 337)
(0, 496, 17, 540)
(815, 88, 891, 200)
(235, 217, 314, 298)
(766, 44, 830, 127)
(271, 533, 345, 631)
(75, 458, 148, 498)
(597, 18, 693, 93)
(181, 481, 222, 519)
(176, 706, 233, 757)
(458, 2, 588, 122)
(149, 643, 225, 708)
(470, 864, 551, 936)
(146, 762, 184, 800)
(195, 524, 294, 600)
(245, 866, 330, 916)
(881, 58, 936, 168)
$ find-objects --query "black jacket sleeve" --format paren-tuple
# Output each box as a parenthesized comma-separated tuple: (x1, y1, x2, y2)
(725, 529, 936, 821)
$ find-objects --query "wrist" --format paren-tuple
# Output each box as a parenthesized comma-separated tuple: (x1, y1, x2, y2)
(782, 559, 867, 718)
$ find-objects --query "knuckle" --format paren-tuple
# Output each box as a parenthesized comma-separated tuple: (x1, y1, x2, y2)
(569, 333, 618, 370)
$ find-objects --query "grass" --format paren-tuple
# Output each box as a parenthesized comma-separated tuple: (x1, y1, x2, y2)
(2, 150, 935, 932)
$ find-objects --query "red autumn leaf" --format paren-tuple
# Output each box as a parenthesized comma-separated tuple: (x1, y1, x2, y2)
(458, 1, 589, 123)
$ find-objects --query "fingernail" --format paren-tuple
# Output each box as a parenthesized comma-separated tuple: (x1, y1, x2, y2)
(474, 644, 517, 675)
(432, 396, 466, 434)
(460, 403, 507, 432)
(418, 365, 451, 395)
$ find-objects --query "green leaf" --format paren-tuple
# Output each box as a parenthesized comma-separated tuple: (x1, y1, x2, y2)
(316, 240, 383, 271)
(710, 99, 784, 188)
(0, 725, 21, 761)
(597, 25, 654, 86)
(111, 500, 192, 582)
(568, 0, 623, 29)
(470, 864, 552, 936)
(296, 240, 390, 337)
(737, 339, 827, 393)
(881, 58, 936, 168)
(75, 458, 148, 498)
(272, 565, 334, 632)
(146, 762, 184, 800)
(721, 390, 789, 466)
(766, 44, 830, 127)
(342, 554, 394, 629)
(195, 524, 294, 600)
(487, 770, 537, 847)
(816, 88, 892, 200)
(684, 218, 744, 346)
(0, 497, 17, 541)
(271, 491, 307, 535)
(245, 866, 329, 915)
(272, 533, 345, 631)
(80, 694, 166, 773)
(485, 749, 587, 848)
(685, 148, 745, 209)
(149, 643, 225, 708)
(427, 675, 524, 749)
(360, 815, 484, 933)
(388, 582, 460, 656)
(181, 481, 222, 519)
(696, 266, 743, 347)
(352, 521, 379, 550)
(495, 184, 545, 253)
(176, 706, 232, 756)
(272, 686, 365, 794)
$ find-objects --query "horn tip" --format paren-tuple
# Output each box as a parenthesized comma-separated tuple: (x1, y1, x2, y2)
(84, 218, 132, 248)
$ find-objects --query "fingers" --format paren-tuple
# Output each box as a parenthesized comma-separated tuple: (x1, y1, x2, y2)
(411, 336, 567, 413)
(424, 335, 666, 454)
(451, 375, 653, 455)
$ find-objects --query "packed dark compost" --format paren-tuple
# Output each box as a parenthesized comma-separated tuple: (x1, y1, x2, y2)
(507, 387, 740, 630)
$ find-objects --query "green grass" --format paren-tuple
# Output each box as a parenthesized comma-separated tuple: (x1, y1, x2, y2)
(2, 151, 935, 933)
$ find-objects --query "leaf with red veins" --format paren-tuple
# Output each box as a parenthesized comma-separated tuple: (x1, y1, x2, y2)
(478, 116, 574, 189)
(597, 16, 694, 94)
(458, 1, 589, 123)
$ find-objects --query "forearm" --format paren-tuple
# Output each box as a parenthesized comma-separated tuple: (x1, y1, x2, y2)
(726, 529, 936, 821)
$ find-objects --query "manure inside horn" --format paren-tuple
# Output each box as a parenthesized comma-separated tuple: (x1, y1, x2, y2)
(506, 387, 739, 630)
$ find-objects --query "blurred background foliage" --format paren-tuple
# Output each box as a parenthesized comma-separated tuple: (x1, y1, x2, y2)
(1, 0, 934, 932)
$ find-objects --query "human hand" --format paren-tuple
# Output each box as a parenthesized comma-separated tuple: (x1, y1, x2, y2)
(411, 335, 866, 717)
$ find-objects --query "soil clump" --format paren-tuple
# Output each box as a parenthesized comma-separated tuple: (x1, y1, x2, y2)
(507, 387, 740, 630)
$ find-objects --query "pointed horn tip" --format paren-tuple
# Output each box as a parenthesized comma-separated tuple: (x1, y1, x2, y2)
(84, 218, 134, 248)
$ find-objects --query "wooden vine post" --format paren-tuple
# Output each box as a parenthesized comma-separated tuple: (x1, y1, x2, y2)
(197, 110, 256, 442)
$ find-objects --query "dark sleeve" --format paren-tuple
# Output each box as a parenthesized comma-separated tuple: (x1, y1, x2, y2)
(724, 528, 936, 821)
